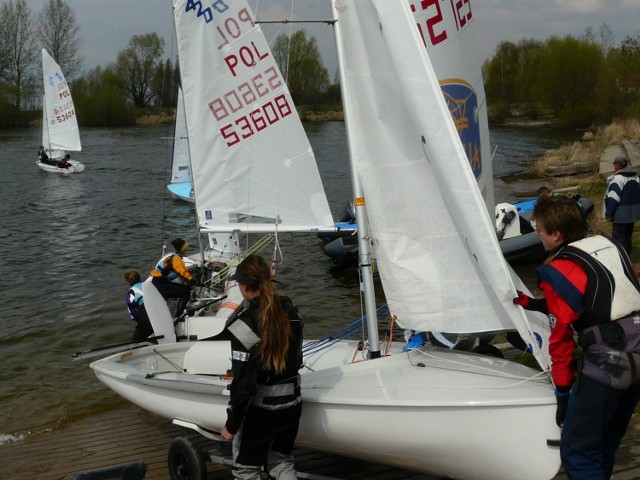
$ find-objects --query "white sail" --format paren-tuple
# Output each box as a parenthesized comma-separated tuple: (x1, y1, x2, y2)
(334, 1, 548, 366)
(413, 3, 495, 212)
(41, 49, 81, 153)
(170, 87, 192, 185)
(166, 86, 194, 202)
(173, 1, 334, 233)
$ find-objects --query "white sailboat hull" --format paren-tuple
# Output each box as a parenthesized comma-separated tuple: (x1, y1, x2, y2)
(91, 341, 561, 480)
(36, 159, 85, 174)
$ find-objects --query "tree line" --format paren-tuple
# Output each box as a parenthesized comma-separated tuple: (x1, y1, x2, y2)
(0, 0, 337, 128)
(483, 24, 640, 128)
(5, 0, 637, 130)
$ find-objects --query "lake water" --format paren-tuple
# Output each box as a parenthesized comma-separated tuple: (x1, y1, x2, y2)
(0, 122, 581, 442)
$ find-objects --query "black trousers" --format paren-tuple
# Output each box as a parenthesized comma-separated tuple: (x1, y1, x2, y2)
(612, 222, 634, 255)
(151, 277, 191, 317)
(235, 403, 302, 467)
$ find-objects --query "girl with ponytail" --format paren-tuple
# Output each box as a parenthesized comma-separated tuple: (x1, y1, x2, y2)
(221, 254, 303, 480)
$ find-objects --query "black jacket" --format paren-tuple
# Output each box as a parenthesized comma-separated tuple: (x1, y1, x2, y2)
(225, 295, 303, 434)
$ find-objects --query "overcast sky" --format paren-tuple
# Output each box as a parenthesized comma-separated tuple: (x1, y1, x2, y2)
(24, 0, 640, 77)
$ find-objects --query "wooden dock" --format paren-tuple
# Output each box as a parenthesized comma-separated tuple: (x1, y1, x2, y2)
(1, 404, 639, 479)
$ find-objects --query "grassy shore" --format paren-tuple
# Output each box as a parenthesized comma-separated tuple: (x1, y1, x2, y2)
(529, 118, 640, 265)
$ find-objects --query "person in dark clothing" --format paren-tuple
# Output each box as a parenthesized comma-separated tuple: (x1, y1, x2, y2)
(123, 270, 155, 343)
(149, 238, 194, 318)
(38, 145, 49, 163)
(220, 254, 303, 480)
(514, 195, 640, 479)
(58, 153, 72, 168)
(38, 145, 57, 166)
(604, 156, 640, 254)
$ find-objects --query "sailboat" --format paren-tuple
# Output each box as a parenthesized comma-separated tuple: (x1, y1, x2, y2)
(37, 49, 84, 174)
(145, 0, 336, 340)
(166, 86, 194, 203)
(90, 2, 561, 479)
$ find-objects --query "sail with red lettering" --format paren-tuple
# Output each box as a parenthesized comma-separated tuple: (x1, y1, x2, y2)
(173, 0, 333, 233)
(411, 0, 494, 212)
(41, 49, 81, 156)
(334, 0, 550, 369)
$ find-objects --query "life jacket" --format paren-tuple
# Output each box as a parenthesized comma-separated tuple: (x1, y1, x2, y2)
(129, 282, 144, 307)
(555, 236, 640, 389)
(553, 235, 640, 331)
(155, 253, 178, 280)
(227, 296, 303, 411)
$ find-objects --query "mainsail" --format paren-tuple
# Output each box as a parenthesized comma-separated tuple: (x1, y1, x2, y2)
(170, 87, 192, 186)
(334, 1, 548, 369)
(173, 1, 334, 233)
(41, 49, 81, 153)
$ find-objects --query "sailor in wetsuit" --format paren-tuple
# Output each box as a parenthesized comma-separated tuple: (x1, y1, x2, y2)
(514, 195, 640, 479)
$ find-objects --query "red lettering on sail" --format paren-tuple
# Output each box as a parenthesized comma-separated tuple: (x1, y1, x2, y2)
(224, 41, 269, 77)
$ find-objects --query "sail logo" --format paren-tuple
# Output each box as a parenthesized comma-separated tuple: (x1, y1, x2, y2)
(440, 80, 481, 180)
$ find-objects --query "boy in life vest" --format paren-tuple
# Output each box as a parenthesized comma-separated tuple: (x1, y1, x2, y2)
(514, 195, 640, 479)
(123, 270, 154, 343)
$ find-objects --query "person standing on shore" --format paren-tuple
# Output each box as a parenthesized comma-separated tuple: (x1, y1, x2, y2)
(513, 195, 640, 479)
(220, 254, 304, 480)
(604, 155, 640, 254)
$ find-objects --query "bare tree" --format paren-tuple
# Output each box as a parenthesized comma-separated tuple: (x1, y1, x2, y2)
(0, 0, 38, 109)
(116, 33, 165, 107)
(37, 0, 83, 79)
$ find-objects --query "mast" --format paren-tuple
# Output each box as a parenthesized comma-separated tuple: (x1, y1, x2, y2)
(330, 4, 380, 359)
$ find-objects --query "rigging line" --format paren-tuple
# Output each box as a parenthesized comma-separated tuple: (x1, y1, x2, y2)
(151, 348, 184, 373)
(160, 9, 180, 256)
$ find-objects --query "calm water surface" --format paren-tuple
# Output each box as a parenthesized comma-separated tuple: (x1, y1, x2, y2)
(0, 122, 581, 441)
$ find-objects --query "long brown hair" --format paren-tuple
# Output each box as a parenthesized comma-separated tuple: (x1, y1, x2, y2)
(235, 254, 291, 373)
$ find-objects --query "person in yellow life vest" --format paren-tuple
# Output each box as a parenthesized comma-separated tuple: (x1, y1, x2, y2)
(150, 238, 195, 317)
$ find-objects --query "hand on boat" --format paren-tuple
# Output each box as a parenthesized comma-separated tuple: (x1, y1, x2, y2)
(554, 386, 570, 427)
(221, 425, 234, 441)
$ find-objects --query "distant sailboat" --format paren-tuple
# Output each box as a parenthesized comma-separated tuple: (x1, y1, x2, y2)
(167, 87, 194, 202)
(37, 49, 84, 174)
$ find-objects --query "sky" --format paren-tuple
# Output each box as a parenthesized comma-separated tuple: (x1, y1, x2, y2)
(23, 0, 640, 77)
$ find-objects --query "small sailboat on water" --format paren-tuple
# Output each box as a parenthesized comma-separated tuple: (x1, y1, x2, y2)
(90, 2, 561, 479)
(166, 86, 194, 203)
(37, 49, 84, 174)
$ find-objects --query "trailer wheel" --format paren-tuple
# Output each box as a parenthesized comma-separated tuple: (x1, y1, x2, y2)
(168, 436, 207, 480)
(472, 343, 504, 358)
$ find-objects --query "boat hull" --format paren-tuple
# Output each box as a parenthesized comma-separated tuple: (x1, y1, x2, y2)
(167, 181, 194, 203)
(36, 159, 84, 174)
(91, 341, 561, 480)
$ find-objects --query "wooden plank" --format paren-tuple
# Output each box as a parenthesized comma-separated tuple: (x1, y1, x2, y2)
(2, 404, 638, 480)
